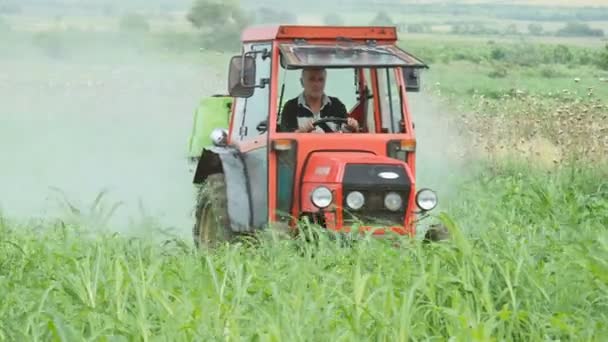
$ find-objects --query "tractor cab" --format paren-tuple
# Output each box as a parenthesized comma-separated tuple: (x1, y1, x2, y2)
(192, 26, 444, 247)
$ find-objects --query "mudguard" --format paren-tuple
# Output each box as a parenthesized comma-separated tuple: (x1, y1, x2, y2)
(193, 146, 252, 233)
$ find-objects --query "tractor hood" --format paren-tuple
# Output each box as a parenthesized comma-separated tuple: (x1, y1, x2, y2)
(302, 152, 413, 186)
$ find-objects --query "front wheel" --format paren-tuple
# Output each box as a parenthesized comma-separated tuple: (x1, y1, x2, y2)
(424, 223, 450, 243)
(193, 173, 234, 249)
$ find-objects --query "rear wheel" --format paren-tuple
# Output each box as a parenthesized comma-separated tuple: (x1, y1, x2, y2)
(193, 173, 234, 249)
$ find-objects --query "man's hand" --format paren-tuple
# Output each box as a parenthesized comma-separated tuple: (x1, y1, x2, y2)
(296, 120, 314, 133)
(346, 118, 359, 132)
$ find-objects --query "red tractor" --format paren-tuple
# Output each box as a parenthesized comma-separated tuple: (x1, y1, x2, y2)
(192, 25, 448, 247)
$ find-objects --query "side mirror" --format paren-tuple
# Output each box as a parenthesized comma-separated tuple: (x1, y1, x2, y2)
(228, 55, 256, 98)
(403, 67, 421, 92)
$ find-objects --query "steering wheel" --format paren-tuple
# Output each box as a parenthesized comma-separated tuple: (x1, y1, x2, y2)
(312, 117, 349, 133)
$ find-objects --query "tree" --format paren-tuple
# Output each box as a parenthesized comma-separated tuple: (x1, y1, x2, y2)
(187, 0, 251, 51)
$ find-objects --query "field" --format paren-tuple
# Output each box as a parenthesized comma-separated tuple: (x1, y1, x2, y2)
(1, 2, 608, 340)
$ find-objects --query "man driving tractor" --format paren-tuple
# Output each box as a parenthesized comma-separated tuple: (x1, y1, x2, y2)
(279, 67, 360, 133)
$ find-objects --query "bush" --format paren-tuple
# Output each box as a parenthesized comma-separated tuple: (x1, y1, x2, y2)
(553, 44, 573, 64)
(598, 44, 608, 70)
(556, 22, 604, 37)
(490, 47, 506, 61)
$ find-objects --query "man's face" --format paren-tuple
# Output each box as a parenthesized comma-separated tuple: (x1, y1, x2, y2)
(301, 69, 326, 99)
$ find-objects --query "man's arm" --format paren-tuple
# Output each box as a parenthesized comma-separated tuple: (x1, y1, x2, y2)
(331, 97, 359, 132)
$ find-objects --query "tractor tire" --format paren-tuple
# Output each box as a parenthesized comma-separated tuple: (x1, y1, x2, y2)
(424, 223, 450, 243)
(192, 173, 234, 249)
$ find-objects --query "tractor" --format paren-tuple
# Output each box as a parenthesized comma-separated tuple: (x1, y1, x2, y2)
(190, 25, 448, 247)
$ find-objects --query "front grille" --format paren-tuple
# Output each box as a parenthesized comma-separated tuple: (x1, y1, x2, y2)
(342, 164, 411, 225)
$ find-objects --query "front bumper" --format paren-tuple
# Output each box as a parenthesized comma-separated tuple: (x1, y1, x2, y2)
(299, 211, 414, 237)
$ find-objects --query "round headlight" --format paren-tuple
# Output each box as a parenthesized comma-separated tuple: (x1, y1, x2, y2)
(311, 186, 332, 208)
(209, 128, 227, 146)
(416, 188, 438, 211)
(384, 192, 402, 211)
(346, 191, 365, 210)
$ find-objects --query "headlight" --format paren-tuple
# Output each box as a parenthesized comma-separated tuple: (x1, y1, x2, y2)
(384, 192, 402, 211)
(346, 191, 365, 210)
(311, 186, 332, 208)
(416, 188, 438, 211)
(210, 128, 227, 146)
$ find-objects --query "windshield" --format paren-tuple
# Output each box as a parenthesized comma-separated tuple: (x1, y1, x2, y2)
(279, 43, 427, 69)
(275, 65, 405, 134)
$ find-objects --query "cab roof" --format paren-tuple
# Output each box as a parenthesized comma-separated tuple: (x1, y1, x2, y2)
(241, 25, 399, 42)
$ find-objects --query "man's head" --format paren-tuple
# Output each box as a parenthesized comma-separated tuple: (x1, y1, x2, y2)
(300, 67, 326, 100)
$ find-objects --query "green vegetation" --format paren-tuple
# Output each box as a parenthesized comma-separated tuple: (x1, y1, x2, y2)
(399, 39, 608, 105)
(2, 161, 607, 340)
(599, 44, 608, 70)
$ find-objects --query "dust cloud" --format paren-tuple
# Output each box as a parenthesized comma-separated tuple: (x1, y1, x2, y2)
(0, 36, 223, 239)
(407, 91, 473, 210)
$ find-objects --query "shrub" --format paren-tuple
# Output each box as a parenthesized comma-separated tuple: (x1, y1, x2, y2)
(553, 44, 573, 64)
(556, 22, 604, 37)
(490, 47, 506, 61)
(596, 44, 608, 70)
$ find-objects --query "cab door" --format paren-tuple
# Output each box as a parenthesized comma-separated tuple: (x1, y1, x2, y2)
(229, 42, 272, 230)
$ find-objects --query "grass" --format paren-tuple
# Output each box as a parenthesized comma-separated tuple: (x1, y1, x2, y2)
(1, 162, 607, 340)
